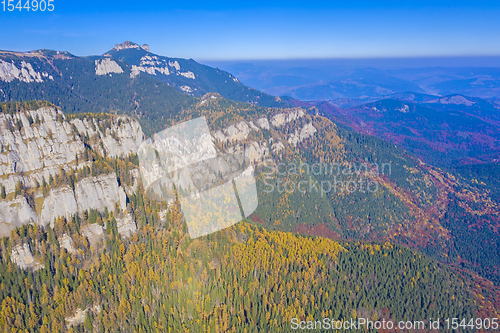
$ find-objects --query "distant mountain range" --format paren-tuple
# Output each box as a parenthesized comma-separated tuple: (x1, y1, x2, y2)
(206, 60, 500, 100)
(203, 59, 500, 167)
(294, 92, 500, 167)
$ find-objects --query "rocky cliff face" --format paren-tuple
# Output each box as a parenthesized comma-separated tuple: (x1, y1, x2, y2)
(0, 101, 318, 243)
(0, 107, 84, 193)
(0, 59, 51, 83)
(2, 172, 137, 237)
(129, 55, 195, 81)
(0, 105, 143, 238)
(38, 173, 127, 227)
(112, 41, 149, 52)
(0, 106, 143, 194)
(210, 102, 317, 163)
(10, 243, 44, 270)
(59, 234, 77, 254)
(95, 59, 124, 76)
(0, 197, 37, 238)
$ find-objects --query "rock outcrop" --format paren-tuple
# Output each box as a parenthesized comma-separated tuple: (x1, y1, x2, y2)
(0, 106, 143, 237)
(95, 59, 124, 76)
(0, 172, 136, 238)
(75, 174, 122, 214)
(288, 122, 317, 146)
(257, 118, 270, 130)
(113, 41, 149, 52)
(11, 243, 44, 270)
(180, 71, 195, 79)
(117, 213, 137, 238)
(169, 61, 180, 71)
(59, 234, 77, 254)
(0, 107, 143, 194)
(209, 106, 315, 164)
(81, 224, 104, 247)
(65, 308, 87, 329)
(39, 173, 128, 227)
(0, 107, 85, 193)
(271, 108, 305, 127)
(39, 187, 78, 227)
(214, 122, 251, 142)
(0, 197, 37, 237)
(129, 56, 189, 79)
(100, 118, 144, 157)
(66, 305, 101, 329)
(0, 59, 47, 83)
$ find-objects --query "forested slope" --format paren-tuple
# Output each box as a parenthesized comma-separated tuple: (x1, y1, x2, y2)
(1, 101, 499, 332)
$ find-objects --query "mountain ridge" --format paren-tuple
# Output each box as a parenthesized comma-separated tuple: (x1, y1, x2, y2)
(0, 42, 291, 133)
(1, 92, 499, 329)
(306, 93, 500, 166)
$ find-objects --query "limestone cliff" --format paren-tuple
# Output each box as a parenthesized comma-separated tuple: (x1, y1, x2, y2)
(0, 197, 37, 239)
(0, 106, 143, 194)
(39, 174, 128, 227)
(10, 243, 44, 270)
(209, 102, 317, 164)
(0, 59, 49, 83)
(95, 59, 124, 76)
(0, 102, 317, 243)
(0, 105, 142, 238)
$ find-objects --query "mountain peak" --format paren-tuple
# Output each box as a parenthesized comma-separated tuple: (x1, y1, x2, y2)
(112, 41, 149, 52)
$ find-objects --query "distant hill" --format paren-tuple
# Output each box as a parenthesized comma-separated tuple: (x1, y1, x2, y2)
(300, 93, 500, 167)
(207, 60, 500, 100)
(280, 76, 425, 101)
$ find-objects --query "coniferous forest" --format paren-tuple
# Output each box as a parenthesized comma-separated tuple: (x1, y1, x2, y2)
(1, 99, 499, 332)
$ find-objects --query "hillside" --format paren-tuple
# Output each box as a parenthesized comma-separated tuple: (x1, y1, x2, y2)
(170, 95, 500, 285)
(0, 102, 498, 331)
(303, 94, 500, 167)
(2, 98, 500, 285)
(2, 220, 496, 332)
(0, 42, 289, 130)
(1, 97, 500, 330)
(105, 41, 287, 106)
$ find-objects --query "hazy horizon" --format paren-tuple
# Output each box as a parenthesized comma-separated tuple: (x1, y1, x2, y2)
(1, 0, 500, 60)
(4, 43, 500, 69)
(202, 55, 500, 69)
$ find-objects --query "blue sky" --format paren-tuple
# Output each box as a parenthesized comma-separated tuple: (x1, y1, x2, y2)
(1, 0, 500, 60)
